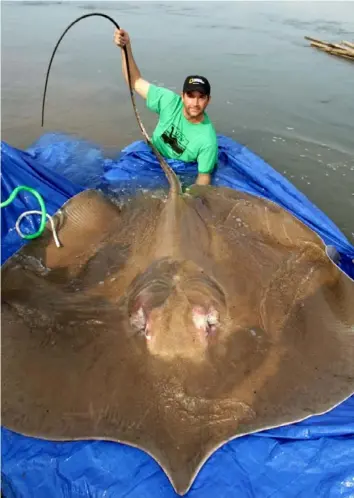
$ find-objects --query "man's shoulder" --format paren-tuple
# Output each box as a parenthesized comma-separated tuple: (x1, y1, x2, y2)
(203, 112, 216, 130)
(148, 83, 178, 97)
(200, 114, 218, 146)
(147, 84, 181, 112)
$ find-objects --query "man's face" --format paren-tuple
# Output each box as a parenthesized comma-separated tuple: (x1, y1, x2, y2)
(182, 91, 210, 119)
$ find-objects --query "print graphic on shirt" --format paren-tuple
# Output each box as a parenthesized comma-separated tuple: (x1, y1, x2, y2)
(161, 124, 189, 156)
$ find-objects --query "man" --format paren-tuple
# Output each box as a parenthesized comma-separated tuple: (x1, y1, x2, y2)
(114, 29, 218, 185)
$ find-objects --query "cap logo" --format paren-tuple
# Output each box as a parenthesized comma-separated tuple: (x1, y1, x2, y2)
(189, 77, 205, 85)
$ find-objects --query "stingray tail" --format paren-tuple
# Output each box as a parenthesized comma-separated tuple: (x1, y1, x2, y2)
(147, 140, 182, 196)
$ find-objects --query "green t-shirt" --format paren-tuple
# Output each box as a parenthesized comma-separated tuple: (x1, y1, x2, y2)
(146, 84, 218, 174)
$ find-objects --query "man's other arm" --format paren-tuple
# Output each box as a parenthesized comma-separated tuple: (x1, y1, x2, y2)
(196, 173, 211, 185)
(196, 143, 217, 185)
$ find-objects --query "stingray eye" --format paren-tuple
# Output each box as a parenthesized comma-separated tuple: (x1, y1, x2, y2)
(130, 307, 150, 339)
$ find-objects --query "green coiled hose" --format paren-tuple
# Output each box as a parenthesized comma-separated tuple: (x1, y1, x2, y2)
(0, 186, 47, 239)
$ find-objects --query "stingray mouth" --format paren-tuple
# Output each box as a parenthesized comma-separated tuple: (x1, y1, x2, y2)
(129, 304, 221, 346)
(126, 259, 227, 349)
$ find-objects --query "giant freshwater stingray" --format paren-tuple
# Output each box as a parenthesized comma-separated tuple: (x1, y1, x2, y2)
(2, 171, 354, 494)
(2, 12, 354, 495)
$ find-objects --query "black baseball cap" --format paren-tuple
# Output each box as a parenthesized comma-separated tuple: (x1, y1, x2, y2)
(182, 75, 211, 96)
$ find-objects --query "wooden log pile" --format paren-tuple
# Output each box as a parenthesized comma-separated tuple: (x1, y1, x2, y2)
(305, 36, 354, 62)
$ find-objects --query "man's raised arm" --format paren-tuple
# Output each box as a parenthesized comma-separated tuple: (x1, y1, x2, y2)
(114, 28, 150, 99)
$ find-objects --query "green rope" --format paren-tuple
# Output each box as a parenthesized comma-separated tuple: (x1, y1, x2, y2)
(0, 186, 47, 240)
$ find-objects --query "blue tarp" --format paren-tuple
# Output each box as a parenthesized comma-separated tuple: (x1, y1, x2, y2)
(1, 134, 354, 498)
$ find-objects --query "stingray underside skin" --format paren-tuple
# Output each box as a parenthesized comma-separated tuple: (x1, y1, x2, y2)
(2, 186, 354, 495)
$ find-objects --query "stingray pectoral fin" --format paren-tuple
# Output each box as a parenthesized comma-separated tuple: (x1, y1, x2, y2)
(15, 189, 122, 270)
(1, 300, 146, 438)
(187, 184, 322, 248)
(1, 302, 203, 496)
